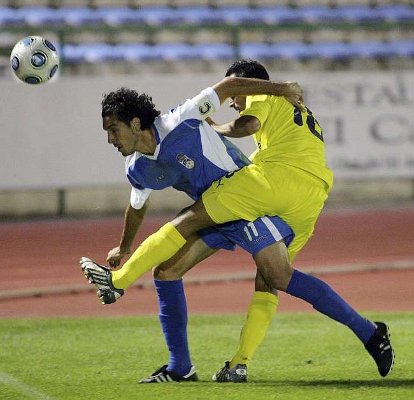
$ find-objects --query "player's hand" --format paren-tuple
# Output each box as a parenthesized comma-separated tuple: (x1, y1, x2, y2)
(284, 81, 306, 112)
(106, 246, 130, 268)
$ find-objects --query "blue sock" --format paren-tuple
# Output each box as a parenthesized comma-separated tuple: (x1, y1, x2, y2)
(286, 270, 376, 344)
(154, 279, 192, 376)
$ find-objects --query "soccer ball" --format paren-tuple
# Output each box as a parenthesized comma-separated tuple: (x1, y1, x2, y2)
(10, 36, 59, 85)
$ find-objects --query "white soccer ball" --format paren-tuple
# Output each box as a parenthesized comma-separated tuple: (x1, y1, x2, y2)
(10, 36, 59, 85)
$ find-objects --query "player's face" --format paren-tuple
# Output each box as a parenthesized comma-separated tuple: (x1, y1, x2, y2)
(103, 115, 138, 156)
(229, 95, 246, 113)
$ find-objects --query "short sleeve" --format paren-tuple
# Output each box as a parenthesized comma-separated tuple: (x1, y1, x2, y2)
(190, 87, 220, 120)
(130, 187, 152, 210)
(240, 95, 271, 127)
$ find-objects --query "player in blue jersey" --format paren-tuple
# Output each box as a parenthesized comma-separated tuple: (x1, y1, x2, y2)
(80, 77, 302, 383)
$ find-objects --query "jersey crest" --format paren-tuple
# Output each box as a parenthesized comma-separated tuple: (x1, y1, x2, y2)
(176, 153, 195, 169)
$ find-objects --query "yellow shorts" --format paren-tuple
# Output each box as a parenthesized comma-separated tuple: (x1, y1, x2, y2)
(202, 163, 330, 261)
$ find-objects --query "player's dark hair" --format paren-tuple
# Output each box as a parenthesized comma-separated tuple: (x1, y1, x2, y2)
(225, 59, 270, 81)
(101, 87, 160, 129)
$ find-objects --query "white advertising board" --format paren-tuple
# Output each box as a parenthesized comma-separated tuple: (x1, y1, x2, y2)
(305, 71, 414, 179)
(0, 71, 413, 190)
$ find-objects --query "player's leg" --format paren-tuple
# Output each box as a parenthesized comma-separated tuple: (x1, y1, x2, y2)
(256, 233, 394, 376)
(110, 199, 216, 290)
(213, 269, 278, 384)
(213, 216, 293, 382)
(226, 244, 286, 370)
(139, 234, 216, 383)
(109, 164, 280, 290)
(239, 226, 394, 377)
(88, 164, 282, 292)
(93, 164, 298, 292)
(232, 271, 278, 361)
(284, 268, 395, 375)
(252, 236, 376, 343)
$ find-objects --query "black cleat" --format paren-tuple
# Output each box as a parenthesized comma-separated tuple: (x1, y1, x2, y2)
(139, 365, 198, 383)
(79, 257, 124, 304)
(212, 361, 247, 383)
(365, 321, 395, 377)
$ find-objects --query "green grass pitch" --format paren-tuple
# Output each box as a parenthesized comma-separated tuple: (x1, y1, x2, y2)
(0, 313, 413, 400)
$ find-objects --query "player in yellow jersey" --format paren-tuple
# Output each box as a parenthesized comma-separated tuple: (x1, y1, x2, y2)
(208, 60, 391, 379)
(82, 61, 394, 379)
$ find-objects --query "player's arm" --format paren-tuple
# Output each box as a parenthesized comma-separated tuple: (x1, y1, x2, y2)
(212, 76, 304, 110)
(107, 187, 151, 267)
(208, 115, 261, 138)
(107, 202, 148, 267)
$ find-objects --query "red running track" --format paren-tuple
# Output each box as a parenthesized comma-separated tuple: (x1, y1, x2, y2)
(0, 207, 413, 318)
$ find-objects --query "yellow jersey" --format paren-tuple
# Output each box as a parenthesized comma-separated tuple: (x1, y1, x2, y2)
(240, 95, 333, 190)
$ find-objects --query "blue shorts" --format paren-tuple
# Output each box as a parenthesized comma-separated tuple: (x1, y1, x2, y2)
(198, 215, 294, 257)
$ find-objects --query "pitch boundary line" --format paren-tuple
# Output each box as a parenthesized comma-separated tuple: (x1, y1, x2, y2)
(1, 259, 413, 301)
(0, 371, 55, 400)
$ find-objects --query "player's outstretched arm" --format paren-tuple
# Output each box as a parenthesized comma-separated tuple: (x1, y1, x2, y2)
(212, 77, 305, 111)
(107, 203, 148, 267)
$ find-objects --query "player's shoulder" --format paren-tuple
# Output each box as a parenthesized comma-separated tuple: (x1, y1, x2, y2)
(246, 93, 284, 110)
(248, 94, 271, 103)
(157, 108, 199, 139)
(159, 98, 199, 129)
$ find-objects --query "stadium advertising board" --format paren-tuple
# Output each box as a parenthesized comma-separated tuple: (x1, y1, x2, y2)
(0, 71, 413, 189)
(306, 71, 414, 179)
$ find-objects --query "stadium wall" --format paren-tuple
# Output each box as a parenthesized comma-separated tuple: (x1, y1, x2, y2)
(1, 71, 413, 217)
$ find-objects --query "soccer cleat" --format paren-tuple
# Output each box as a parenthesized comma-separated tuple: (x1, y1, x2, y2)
(138, 365, 198, 383)
(364, 321, 395, 377)
(79, 257, 124, 304)
(212, 361, 247, 383)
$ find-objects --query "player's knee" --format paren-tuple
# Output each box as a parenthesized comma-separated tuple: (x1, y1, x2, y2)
(153, 265, 181, 281)
(254, 278, 274, 293)
(277, 268, 293, 291)
(256, 261, 293, 291)
(270, 263, 293, 290)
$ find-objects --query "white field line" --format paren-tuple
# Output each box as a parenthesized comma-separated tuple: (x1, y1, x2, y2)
(0, 371, 55, 400)
(0, 259, 413, 301)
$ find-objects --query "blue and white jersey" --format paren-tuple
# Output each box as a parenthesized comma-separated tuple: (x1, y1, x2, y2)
(126, 87, 250, 209)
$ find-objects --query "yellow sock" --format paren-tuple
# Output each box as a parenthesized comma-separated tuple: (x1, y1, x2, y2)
(229, 291, 278, 367)
(112, 222, 186, 289)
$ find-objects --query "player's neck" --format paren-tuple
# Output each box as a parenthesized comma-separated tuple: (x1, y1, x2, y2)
(137, 127, 157, 155)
